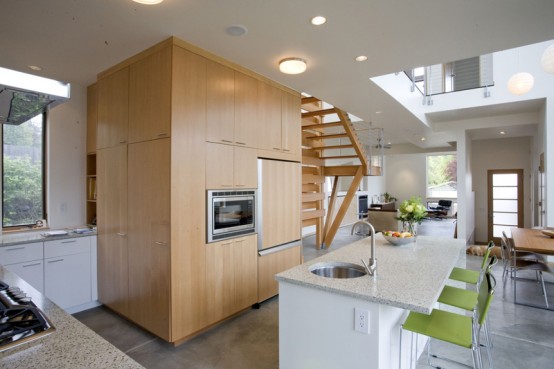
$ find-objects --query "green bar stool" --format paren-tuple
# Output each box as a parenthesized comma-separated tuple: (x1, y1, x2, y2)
(399, 271, 496, 369)
(449, 241, 494, 286)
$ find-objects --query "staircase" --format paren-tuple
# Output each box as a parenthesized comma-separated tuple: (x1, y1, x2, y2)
(301, 97, 374, 249)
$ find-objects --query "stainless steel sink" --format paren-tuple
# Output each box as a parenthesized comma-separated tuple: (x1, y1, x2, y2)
(309, 262, 367, 279)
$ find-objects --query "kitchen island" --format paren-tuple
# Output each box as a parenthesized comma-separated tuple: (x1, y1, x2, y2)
(276, 234, 465, 369)
(0, 266, 143, 369)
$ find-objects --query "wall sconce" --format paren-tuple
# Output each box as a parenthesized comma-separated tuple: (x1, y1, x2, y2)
(507, 72, 534, 95)
(279, 58, 307, 74)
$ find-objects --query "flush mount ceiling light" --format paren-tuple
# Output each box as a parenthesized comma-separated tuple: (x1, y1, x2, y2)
(354, 55, 368, 62)
(311, 16, 327, 26)
(541, 43, 554, 74)
(133, 0, 164, 4)
(507, 72, 534, 95)
(28, 65, 43, 71)
(279, 58, 307, 74)
(500, 131, 506, 135)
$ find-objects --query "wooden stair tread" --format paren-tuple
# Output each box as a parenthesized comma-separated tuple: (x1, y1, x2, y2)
(302, 192, 325, 202)
(301, 96, 320, 105)
(322, 155, 360, 160)
(302, 209, 325, 220)
(308, 144, 354, 151)
(301, 121, 343, 130)
(301, 108, 336, 118)
(305, 133, 348, 140)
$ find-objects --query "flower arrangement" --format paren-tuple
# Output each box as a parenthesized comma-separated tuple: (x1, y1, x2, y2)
(396, 196, 427, 235)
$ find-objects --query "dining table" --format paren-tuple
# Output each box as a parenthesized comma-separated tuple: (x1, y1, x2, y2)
(510, 227, 554, 310)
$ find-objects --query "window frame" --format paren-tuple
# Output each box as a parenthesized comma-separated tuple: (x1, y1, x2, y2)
(1, 112, 48, 231)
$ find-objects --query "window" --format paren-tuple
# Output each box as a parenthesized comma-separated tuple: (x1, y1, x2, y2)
(2, 113, 46, 228)
(427, 154, 457, 199)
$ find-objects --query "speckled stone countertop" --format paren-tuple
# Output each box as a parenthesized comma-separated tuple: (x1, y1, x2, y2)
(0, 266, 144, 369)
(276, 234, 465, 314)
(0, 228, 96, 247)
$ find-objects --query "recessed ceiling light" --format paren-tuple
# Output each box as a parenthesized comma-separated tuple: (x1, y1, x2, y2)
(387, 142, 392, 145)
(500, 131, 506, 135)
(420, 137, 426, 141)
(354, 55, 368, 62)
(279, 58, 307, 74)
(375, 111, 383, 114)
(311, 16, 327, 26)
(28, 65, 43, 71)
(226, 25, 248, 37)
(133, 0, 164, 4)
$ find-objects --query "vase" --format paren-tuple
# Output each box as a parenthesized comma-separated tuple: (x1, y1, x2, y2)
(402, 221, 418, 236)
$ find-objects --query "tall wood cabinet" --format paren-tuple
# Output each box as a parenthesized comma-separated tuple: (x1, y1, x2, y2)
(94, 37, 301, 344)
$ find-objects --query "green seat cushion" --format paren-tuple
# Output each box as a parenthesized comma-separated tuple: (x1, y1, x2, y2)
(449, 267, 479, 285)
(403, 309, 473, 348)
(438, 285, 479, 311)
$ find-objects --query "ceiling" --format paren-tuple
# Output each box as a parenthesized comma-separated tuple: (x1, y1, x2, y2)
(1, 0, 553, 148)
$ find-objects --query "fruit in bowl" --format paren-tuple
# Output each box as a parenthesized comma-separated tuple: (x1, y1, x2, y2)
(382, 230, 416, 245)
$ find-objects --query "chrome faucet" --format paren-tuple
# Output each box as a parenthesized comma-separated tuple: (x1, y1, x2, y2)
(351, 220, 377, 276)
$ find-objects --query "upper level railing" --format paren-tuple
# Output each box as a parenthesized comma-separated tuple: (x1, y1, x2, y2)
(405, 54, 494, 96)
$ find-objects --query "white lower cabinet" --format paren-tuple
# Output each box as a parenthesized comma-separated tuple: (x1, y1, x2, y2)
(45, 252, 91, 309)
(0, 242, 44, 293)
(5, 260, 44, 294)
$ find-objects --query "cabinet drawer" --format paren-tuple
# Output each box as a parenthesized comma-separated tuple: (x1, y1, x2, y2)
(0, 242, 43, 265)
(44, 237, 90, 258)
(5, 260, 44, 294)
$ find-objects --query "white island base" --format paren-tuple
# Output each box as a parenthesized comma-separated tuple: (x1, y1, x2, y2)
(276, 235, 465, 369)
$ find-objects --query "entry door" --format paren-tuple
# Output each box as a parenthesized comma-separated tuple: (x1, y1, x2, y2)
(487, 169, 524, 244)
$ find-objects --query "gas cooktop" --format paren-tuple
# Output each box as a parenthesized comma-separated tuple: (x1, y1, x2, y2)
(0, 281, 55, 352)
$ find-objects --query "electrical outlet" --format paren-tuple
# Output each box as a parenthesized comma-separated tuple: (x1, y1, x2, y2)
(354, 308, 370, 334)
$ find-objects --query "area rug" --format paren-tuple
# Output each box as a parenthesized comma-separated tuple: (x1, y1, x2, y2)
(466, 245, 503, 259)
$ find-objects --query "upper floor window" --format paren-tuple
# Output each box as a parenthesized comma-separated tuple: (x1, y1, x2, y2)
(427, 154, 457, 199)
(2, 113, 46, 229)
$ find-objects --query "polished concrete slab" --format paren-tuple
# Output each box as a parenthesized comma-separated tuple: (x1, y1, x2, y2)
(74, 221, 554, 368)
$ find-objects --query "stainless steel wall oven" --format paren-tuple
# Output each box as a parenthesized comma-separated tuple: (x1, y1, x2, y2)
(207, 189, 257, 243)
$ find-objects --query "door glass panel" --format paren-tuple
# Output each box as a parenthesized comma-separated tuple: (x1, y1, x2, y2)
(493, 173, 517, 186)
(493, 186, 518, 199)
(492, 199, 518, 212)
(493, 212, 518, 225)
(493, 225, 512, 238)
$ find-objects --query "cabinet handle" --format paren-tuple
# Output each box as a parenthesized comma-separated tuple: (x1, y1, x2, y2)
(119, 140, 127, 144)
(157, 133, 168, 137)
(47, 259, 64, 264)
(235, 142, 246, 145)
(221, 139, 233, 143)
(61, 240, 76, 244)
(235, 184, 245, 187)
(155, 241, 168, 246)
(117, 233, 127, 237)
(23, 262, 41, 268)
(221, 185, 233, 188)
(6, 246, 25, 251)
(283, 149, 291, 152)
(273, 147, 281, 151)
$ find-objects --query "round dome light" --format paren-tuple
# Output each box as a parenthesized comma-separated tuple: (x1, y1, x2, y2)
(541, 43, 554, 74)
(279, 58, 307, 74)
(507, 72, 534, 95)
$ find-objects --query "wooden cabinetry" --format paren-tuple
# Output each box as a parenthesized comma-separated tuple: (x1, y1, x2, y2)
(281, 91, 301, 156)
(205, 142, 257, 189)
(258, 245, 302, 302)
(97, 145, 129, 316)
(128, 138, 171, 340)
(97, 67, 129, 149)
(129, 47, 172, 143)
(206, 235, 257, 323)
(86, 84, 97, 225)
(206, 65, 258, 148)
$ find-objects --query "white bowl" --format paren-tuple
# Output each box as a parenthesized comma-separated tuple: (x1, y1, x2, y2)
(383, 234, 416, 246)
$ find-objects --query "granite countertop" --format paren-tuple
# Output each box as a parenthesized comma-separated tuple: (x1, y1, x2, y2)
(0, 266, 144, 369)
(0, 228, 97, 247)
(276, 234, 465, 314)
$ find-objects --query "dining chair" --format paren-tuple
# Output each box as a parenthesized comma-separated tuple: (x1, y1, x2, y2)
(399, 271, 496, 369)
(448, 241, 494, 286)
(501, 232, 550, 308)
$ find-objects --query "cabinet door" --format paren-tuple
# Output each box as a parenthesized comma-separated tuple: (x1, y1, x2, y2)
(205, 239, 235, 323)
(258, 245, 301, 302)
(5, 260, 44, 294)
(206, 61, 234, 144)
(257, 82, 282, 152)
(97, 145, 129, 316)
(233, 236, 258, 310)
(97, 67, 129, 149)
(128, 138, 171, 340)
(205, 142, 234, 189)
(260, 160, 301, 249)
(129, 47, 172, 143)
(86, 83, 97, 154)
(45, 252, 91, 309)
(281, 91, 301, 156)
(234, 146, 258, 188)
(234, 72, 258, 148)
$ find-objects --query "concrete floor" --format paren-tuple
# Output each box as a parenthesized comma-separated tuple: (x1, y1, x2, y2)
(74, 220, 554, 368)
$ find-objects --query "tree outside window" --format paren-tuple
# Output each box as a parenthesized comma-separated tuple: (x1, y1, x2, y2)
(2, 113, 45, 228)
(427, 154, 457, 198)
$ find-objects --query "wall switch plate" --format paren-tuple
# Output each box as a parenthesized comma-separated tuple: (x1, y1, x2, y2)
(354, 308, 370, 334)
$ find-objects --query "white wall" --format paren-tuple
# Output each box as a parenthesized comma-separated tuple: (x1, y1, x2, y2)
(46, 84, 87, 229)
(384, 154, 427, 204)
